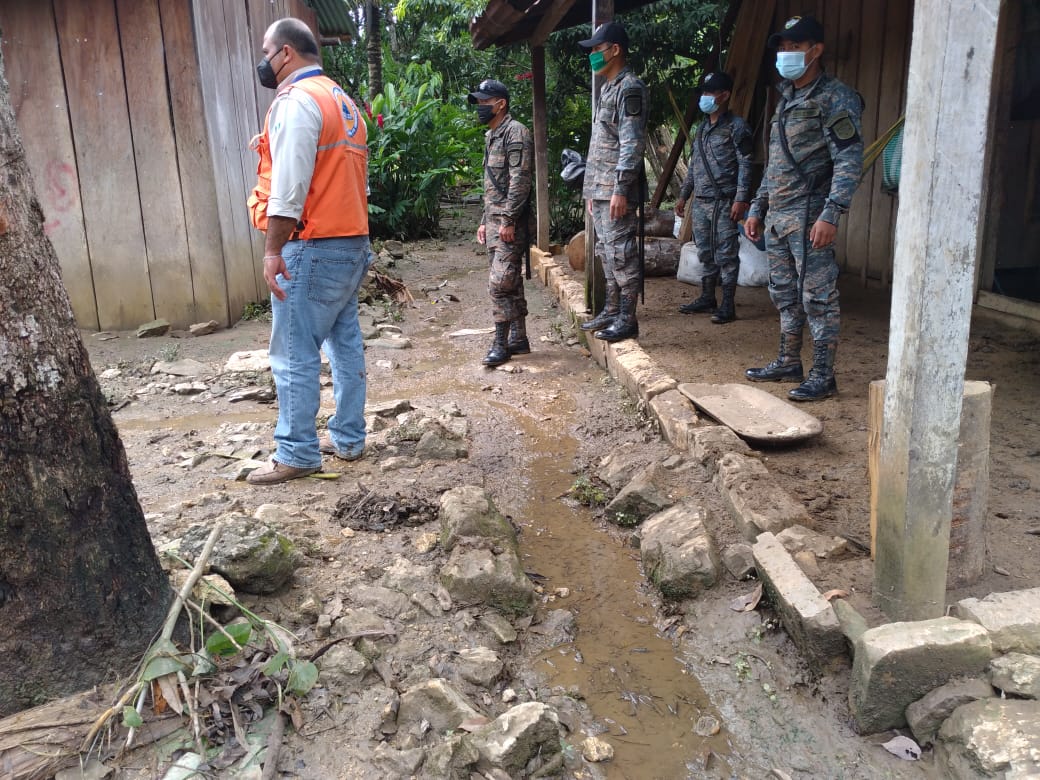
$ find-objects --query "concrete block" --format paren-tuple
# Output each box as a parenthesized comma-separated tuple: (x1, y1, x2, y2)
(716, 453, 811, 541)
(905, 677, 995, 746)
(849, 617, 994, 734)
(583, 326, 608, 369)
(722, 543, 756, 580)
(609, 344, 677, 404)
(649, 390, 700, 452)
(775, 525, 848, 559)
(935, 698, 1040, 779)
(640, 500, 721, 599)
(689, 425, 751, 472)
(538, 259, 558, 287)
(752, 532, 845, 668)
(952, 587, 1040, 654)
(989, 652, 1040, 698)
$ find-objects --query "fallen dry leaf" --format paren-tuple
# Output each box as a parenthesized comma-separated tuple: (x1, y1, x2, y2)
(822, 589, 850, 601)
(729, 583, 763, 612)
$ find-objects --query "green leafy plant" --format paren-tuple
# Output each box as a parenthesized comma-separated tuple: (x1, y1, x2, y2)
(569, 475, 607, 506)
(158, 344, 179, 362)
(242, 300, 272, 321)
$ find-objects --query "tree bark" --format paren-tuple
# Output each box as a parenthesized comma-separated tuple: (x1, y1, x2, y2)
(366, 0, 382, 100)
(0, 48, 169, 716)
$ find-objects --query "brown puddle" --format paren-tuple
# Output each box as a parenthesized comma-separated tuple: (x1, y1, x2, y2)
(509, 409, 735, 778)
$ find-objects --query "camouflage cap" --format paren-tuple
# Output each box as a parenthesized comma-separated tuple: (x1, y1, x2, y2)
(768, 15, 825, 47)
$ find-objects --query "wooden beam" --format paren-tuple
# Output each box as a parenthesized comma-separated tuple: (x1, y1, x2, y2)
(531, 0, 579, 46)
(532, 45, 551, 250)
(873, 0, 1003, 621)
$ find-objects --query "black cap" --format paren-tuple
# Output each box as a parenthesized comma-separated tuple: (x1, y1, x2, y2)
(578, 21, 629, 51)
(699, 71, 733, 93)
(467, 79, 509, 104)
(768, 15, 825, 47)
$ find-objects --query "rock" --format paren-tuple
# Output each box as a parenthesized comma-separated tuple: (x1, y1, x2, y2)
(905, 677, 995, 746)
(371, 743, 425, 778)
(333, 607, 392, 639)
(253, 503, 300, 526)
(934, 698, 1040, 778)
(952, 587, 1040, 654)
(456, 647, 503, 686)
(640, 500, 720, 599)
(582, 735, 614, 762)
(605, 463, 676, 527)
(414, 532, 439, 553)
(471, 702, 561, 775)
(397, 678, 481, 733)
(694, 714, 721, 736)
(381, 455, 420, 472)
(172, 381, 207, 395)
(722, 543, 756, 579)
(416, 429, 468, 460)
(316, 614, 332, 638)
(351, 584, 411, 618)
(168, 570, 235, 607)
(151, 358, 209, 377)
(137, 318, 170, 337)
(752, 532, 844, 668)
(99, 368, 123, 379)
(366, 336, 413, 349)
(793, 550, 821, 578)
(689, 425, 751, 472)
(318, 643, 371, 691)
(381, 556, 437, 595)
(529, 609, 576, 648)
(775, 525, 848, 559)
(989, 652, 1040, 698)
(597, 449, 645, 491)
(384, 239, 405, 258)
(411, 591, 443, 617)
(423, 733, 480, 778)
(566, 231, 585, 272)
(850, 617, 994, 734)
(649, 389, 699, 451)
(224, 350, 271, 372)
(716, 453, 811, 540)
(440, 547, 534, 617)
(480, 612, 518, 644)
(189, 320, 219, 336)
(368, 398, 413, 417)
(177, 517, 298, 594)
(438, 485, 517, 551)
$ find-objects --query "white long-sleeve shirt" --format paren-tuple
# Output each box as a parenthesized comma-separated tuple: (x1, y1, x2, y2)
(266, 66, 325, 221)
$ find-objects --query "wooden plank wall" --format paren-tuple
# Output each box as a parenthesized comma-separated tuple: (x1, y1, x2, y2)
(757, 1, 914, 283)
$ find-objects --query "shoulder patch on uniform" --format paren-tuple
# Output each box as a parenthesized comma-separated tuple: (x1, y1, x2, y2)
(826, 110, 857, 141)
(622, 89, 643, 117)
(507, 147, 523, 167)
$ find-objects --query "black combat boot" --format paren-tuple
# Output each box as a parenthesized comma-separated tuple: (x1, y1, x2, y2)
(711, 283, 737, 324)
(679, 274, 718, 314)
(789, 343, 838, 402)
(581, 282, 620, 332)
(507, 318, 530, 355)
(482, 321, 511, 367)
(745, 332, 805, 382)
(595, 294, 639, 342)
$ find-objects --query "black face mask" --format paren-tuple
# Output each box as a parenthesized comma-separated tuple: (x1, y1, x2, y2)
(256, 49, 285, 90)
(476, 104, 496, 125)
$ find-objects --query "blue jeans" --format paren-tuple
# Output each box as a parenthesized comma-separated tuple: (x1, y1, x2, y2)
(269, 236, 370, 469)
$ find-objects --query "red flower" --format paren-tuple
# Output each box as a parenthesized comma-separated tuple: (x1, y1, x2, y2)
(515, 71, 533, 81)
(376, 114, 384, 129)
(363, 102, 372, 119)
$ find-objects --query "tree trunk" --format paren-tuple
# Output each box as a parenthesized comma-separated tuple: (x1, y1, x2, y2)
(0, 48, 169, 716)
(366, 0, 382, 100)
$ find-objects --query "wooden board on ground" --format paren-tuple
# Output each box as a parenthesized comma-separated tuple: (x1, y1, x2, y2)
(677, 382, 823, 445)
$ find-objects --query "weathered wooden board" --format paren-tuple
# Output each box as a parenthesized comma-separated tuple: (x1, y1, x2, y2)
(54, 0, 154, 329)
(677, 382, 823, 444)
(117, 0, 196, 326)
(158, 0, 231, 325)
(0, 2, 97, 328)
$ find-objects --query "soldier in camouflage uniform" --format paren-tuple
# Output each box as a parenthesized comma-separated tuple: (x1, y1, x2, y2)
(675, 71, 753, 324)
(578, 22, 649, 343)
(469, 79, 535, 367)
(745, 15, 863, 402)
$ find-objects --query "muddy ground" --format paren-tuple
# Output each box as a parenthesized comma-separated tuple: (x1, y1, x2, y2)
(82, 204, 1036, 778)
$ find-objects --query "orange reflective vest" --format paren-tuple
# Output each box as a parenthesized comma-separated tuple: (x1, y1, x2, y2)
(248, 73, 368, 239)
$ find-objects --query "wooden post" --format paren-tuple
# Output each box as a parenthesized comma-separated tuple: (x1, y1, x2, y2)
(873, 0, 1003, 621)
(531, 45, 550, 251)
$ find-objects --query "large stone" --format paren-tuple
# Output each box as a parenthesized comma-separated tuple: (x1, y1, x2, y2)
(722, 543, 756, 580)
(751, 532, 844, 667)
(471, 702, 560, 775)
(380, 556, 437, 595)
(608, 343, 677, 405)
(989, 652, 1040, 698)
(332, 607, 391, 639)
(689, 425, 751, 472)
(850, 617, 994, 734)
(416, 429, 468, 460)
(775, 525, 848, 559)
(952, 587, 1040, 654)
(566, 231, 585, 272)
(438, 486, 516, 551)
(440, 547, 535, 616)
(177, 516, 298, 594)
(423, 734, 480, 778)
(479, 612, 518, 644)
(640, 501, 720, 599)
(189, 320, 219, 336)
(367, 398, 413, 417)
(371, 744, 426, 778)
(905, 677, 995, 746)
(151, 358, 209, 377)
(716, 452, 811, 540)
(318, 643, 372, 692)
(605, 463, 676, 527)
(935, 698, 1040, 779)
(137, 318, 170, 337)
(398, 679, 481, 734)
(455, 647, 503, 687)
(224, 349, 271, 372)
(649, 389, 700, 452)
(597, 449, 645, 491)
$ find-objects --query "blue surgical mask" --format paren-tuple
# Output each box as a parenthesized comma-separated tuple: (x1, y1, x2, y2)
(699, 95, 718, 114)
(776, 50, 811, 80)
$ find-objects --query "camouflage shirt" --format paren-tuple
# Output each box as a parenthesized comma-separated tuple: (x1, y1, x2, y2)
(678, 111, 754, 202)
(481, 114, 534, 227)
(583, 66, 649, 201)
(748, 72, 863, 234)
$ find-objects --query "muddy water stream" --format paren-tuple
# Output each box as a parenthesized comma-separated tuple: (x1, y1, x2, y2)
(499, 404, 736, 778)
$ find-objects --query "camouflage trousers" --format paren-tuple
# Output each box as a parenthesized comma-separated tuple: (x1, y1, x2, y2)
(691, 197, 740, 286)
(590, 200, 640, 299)
(765, 220, 840, 347)
(487, 223, 528, 323)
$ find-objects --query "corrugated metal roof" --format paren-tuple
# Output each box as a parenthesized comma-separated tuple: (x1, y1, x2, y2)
(470, 0, 657, 50)
(308, 0, 359, 40)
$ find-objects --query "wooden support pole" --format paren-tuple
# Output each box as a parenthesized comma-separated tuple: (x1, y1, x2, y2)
(873, 0, 1003, 621)
(531, 45, 550, 251)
